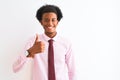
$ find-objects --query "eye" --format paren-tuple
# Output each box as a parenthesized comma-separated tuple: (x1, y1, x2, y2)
(43, 19, 49, 22)
(52, 18, 57, 22)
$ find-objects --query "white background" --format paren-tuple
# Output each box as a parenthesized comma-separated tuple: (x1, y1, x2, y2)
(0, 0, 120, 80)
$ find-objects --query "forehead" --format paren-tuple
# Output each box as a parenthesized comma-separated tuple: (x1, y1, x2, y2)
(42, 12, 57, 18)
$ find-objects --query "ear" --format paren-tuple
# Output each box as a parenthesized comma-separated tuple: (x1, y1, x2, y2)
(57, 20, 59, 24)
(39, 21, 43, 25)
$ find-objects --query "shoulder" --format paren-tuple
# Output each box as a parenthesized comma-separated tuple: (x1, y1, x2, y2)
(28, 34, 43, 40)
(26, 34, 43, 43)
(56, 35, 72, 46)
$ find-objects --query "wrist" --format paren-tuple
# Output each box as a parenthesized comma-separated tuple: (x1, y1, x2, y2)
(26, 50, 33, 57)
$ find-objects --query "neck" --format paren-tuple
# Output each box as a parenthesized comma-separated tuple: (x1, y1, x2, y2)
(45, 32, 57, 38)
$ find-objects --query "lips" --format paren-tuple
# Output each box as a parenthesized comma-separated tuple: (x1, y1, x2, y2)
(45, 26, 54, 31)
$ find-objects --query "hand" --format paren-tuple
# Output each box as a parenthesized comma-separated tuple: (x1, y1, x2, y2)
(27, 34, 45, 58)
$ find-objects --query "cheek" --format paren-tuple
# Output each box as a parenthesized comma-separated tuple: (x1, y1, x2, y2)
(40, 21, 46, 25)
(41, 22, 47, 27)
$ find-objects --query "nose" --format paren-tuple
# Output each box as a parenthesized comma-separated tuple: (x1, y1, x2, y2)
(47, 21, 53, 26)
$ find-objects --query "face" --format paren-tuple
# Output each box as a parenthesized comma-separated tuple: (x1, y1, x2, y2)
(40, 12, 58, 38)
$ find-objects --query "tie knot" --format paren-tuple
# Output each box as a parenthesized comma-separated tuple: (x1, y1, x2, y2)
(48, 39, 54, 43)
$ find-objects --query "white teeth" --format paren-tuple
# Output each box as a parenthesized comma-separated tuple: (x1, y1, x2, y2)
(48, 27, 52, 29)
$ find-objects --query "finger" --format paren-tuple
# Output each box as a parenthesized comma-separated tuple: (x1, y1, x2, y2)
(35, 34, 40, 42)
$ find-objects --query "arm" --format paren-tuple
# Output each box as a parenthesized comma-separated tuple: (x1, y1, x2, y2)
(65, 44, 76, 80)
(13, 34, 45, 73)
(13, 53, 27, 73)
(12, 36, 36, 73)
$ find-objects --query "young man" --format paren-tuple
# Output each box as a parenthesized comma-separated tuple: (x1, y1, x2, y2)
(13, 4, 76, 80)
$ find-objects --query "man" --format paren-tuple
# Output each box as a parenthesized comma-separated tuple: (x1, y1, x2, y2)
(13, 4, 76, 80)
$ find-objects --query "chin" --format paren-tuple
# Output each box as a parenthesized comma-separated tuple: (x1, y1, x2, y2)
(48, 30, 55, 33)
(46, 31, 56, 34)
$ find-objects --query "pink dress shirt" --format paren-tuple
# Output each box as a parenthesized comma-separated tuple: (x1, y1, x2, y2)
(13, 33, 76, 80)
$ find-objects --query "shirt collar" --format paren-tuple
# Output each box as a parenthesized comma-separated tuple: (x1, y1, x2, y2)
(42, 33, 58, 42)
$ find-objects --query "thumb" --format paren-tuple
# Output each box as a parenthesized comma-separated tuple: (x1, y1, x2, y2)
(35, 34, 40, 42)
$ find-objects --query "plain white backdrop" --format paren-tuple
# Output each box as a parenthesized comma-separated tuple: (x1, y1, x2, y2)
(0, 0, 120, 80)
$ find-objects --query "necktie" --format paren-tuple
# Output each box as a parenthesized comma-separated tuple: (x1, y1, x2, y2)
(48, 39, 56, 80)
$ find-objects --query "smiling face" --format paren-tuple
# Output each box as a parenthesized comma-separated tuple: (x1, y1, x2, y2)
(40, 12, 58, 38)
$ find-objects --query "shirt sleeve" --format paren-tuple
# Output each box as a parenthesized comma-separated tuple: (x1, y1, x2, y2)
(12, 36, 36, 73)
(65, 43, 76, 80)
(12, 53, 27, 73)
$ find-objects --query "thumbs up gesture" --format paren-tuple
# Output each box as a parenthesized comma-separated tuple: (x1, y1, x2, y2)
(27, 34, 45, 58)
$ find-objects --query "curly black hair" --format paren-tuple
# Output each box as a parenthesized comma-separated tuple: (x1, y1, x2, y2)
(36, 4, 63, 22)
